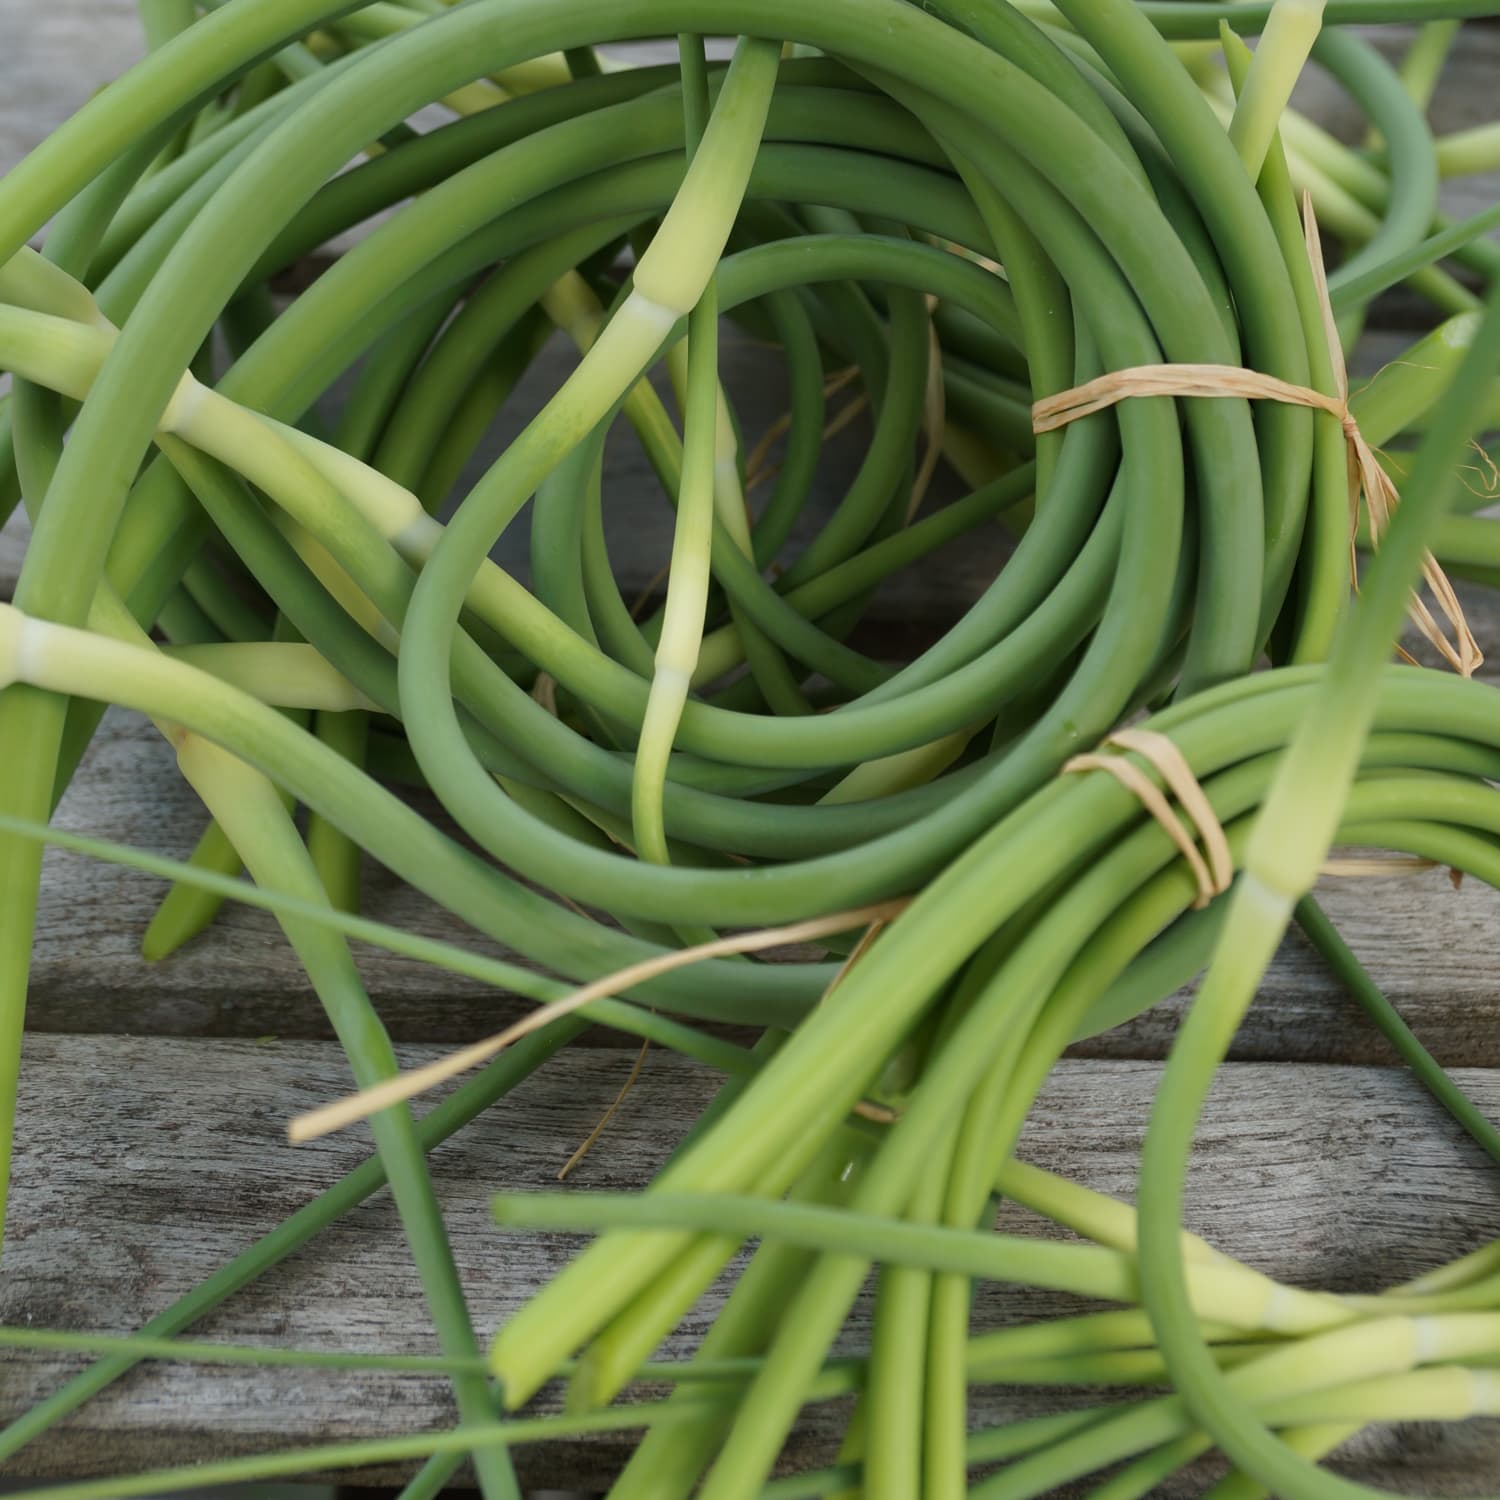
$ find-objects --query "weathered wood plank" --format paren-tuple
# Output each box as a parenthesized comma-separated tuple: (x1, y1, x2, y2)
(0, 511, 26, 600)
(1, 2, 143, 181)
(21, 695, 1500, 1064)
(1, 1035, 1498, 1489)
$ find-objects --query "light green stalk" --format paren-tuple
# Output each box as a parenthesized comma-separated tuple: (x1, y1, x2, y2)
(1435, 121, 1500, 178)
(158, 641, 373, 708)
(9, 546, 520, 1493)
(1136, 278, 1500, 1500)
(491, 1191, 1351, 1336)
(995, 1159, 1231, 1267)
(170, 734, 519, 1499)
(0, 1400, 717, 1500)
(1203, 1424, 1361, 1500)
(633, 35, 719, 863)
(1198, 89, 1477, 316)
(1226, 0, 1327, 180)
(141, 817, 245, 960)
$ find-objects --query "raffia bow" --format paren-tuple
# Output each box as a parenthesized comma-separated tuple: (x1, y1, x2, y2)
(1032, 194, 1480, 677)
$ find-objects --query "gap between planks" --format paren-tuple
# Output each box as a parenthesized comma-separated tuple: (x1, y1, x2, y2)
(1, 1034, 1498, 1489)
(17, 702, 1500, 1065)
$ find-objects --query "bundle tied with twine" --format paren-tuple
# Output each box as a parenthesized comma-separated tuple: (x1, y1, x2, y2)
(1033, 194, 1481, 677)
(286, 208, 1479, 1152)
(1063, 727, 1454, 910)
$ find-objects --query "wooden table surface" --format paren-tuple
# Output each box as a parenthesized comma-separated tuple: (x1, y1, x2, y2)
(4, 7, 1500, 1494)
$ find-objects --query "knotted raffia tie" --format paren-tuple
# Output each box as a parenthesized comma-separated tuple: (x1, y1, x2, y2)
(1032, 193, 1481, 678)
(1064, 727, 1232, 909)
(1066, 727, 1462, 902)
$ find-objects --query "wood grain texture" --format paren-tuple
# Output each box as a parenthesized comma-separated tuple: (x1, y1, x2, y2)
(2, 1035, 1499, 1490)
(1, 1, 143, 179)
(22, 670, 1500, 1065)
(0, 511, 25, 600)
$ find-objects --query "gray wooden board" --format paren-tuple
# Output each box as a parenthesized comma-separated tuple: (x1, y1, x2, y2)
(0, 512, 24, 600)
(1, 2, 143, 182)
(3, 1036, 1500, 1490)
(17, 621, 1500, 1063)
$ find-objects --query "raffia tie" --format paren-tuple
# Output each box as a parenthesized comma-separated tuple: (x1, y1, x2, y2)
(1032, 194, 1481, 678)
(1066, 727, 1462, 902)
(1064, 728, 1232, 909)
